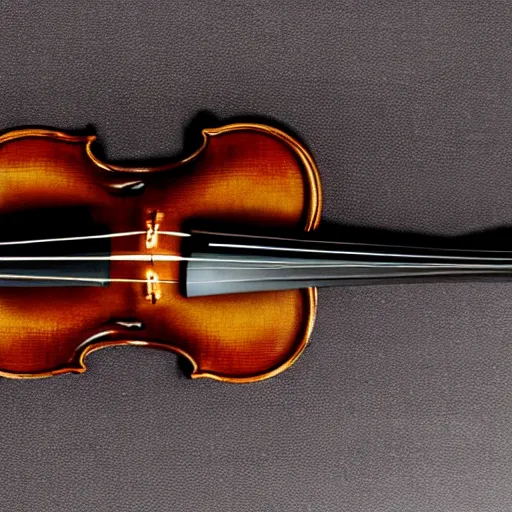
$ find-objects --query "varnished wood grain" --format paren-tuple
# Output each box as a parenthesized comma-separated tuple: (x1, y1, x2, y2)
(0, 123, 322, 382)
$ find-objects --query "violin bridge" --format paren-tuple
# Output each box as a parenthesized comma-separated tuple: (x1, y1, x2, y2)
(146, 210, 163, 249)
(145, 270, 162, 304)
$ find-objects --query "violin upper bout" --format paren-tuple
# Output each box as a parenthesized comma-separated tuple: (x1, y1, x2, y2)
(197, 123, 322, 231)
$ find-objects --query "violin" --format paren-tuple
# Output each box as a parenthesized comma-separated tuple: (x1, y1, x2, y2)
(2, 122, 511, 382)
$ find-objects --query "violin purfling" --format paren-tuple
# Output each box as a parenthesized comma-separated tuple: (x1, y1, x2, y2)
(1, 122, 512, 382)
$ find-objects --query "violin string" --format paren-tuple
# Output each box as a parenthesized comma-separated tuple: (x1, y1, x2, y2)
(2, 261, 512, 285)
(0, 273, 179, 284)
(208, 242, 512, 262)
(195, 230, 512, 254)
(159, 231, 191, 237)
(0, 230, 190, 246)
(0, 255, 300, 263)
(2, 255, 512, 270)
(177, 262, 512, 270)
(1, 266, 511, 285)
(3, 252, 512, 268)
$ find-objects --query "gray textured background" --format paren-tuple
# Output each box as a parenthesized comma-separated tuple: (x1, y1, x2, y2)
(2, 1, 512, 511)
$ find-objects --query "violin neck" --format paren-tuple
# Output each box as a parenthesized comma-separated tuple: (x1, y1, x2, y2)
(184, 230, 512, 297)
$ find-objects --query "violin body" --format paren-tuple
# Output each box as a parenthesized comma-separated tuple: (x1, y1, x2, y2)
(0, 124, 322, 382)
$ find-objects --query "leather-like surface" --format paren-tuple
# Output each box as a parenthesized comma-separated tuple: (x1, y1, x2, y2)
(2, 1, 512, 510)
